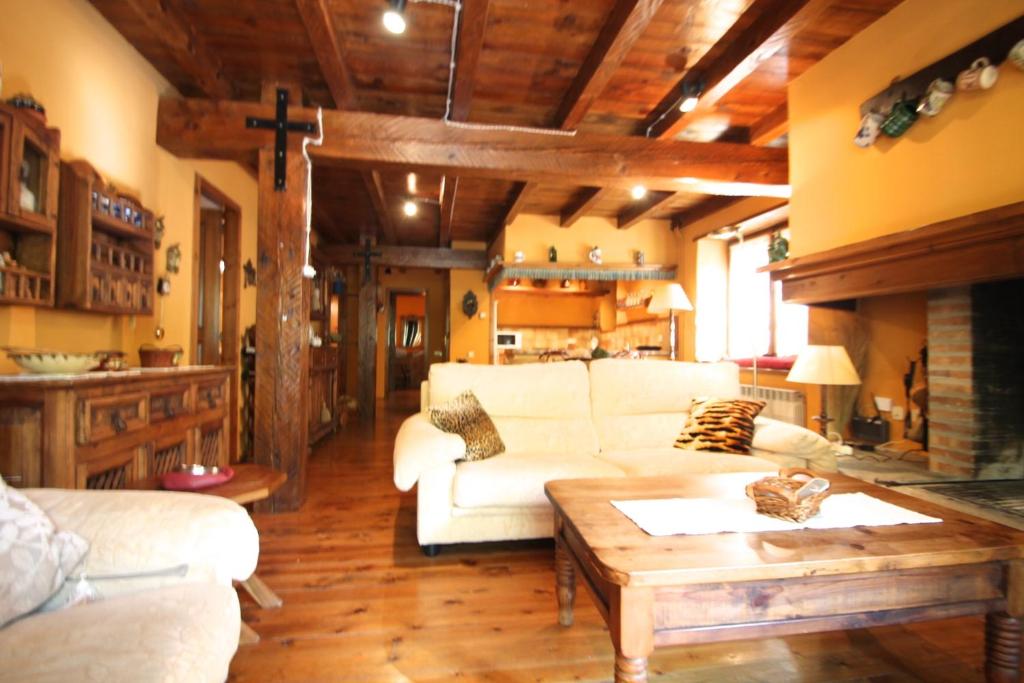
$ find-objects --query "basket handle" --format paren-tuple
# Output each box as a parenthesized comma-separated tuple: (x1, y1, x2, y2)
(779, 467, 818, 481)
(746, 479, 800, 505)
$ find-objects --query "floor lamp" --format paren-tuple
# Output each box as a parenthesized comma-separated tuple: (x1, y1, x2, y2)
(787, 345, 861, 437)
(647, 283, 693, 361)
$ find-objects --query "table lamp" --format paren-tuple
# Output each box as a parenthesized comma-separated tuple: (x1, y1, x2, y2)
(786, 345, 861, 437)
(647, 283, 693, 361)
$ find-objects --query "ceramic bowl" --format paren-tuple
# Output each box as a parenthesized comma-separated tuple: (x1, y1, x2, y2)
(5, 348, 102, 374)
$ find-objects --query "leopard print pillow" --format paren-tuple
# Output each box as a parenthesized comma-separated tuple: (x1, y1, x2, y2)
(674, 398, 766, 455)
(429, 390, 505, 462)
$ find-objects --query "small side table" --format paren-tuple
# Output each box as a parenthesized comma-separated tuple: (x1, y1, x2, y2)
(129, 463, 286, 644)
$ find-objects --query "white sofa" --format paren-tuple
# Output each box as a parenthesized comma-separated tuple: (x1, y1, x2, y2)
(394, 359, 834, 552)
(0, 488, 260, 683)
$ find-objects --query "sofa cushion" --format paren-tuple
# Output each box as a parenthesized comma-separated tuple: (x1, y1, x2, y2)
(452, 452, 624, 509)
(429, 390, 505, 461)
(674, 398, 766, 455)
(597, 448, 778, 478)
(0, 480, 88, 627)
(0, 583, 240, 683)
(589, 359, 742, 451)
(490, 416, 601, 457)
(429, 361, 592, 419)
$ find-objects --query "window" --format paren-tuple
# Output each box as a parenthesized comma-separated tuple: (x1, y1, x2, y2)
(696, 229, 808, 362)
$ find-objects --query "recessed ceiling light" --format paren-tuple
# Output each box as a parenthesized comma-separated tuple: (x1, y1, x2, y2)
(383, 0, 407, 34)
(630, 184, 647, 200)
(402, 200, 418, 217)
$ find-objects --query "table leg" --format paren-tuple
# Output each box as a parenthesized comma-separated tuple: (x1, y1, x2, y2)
(240, 574, 283, 609)
(556, 540, 576, 627)
(239, 621, 261, 645)
(614, 654, 648, 683)
(986, 611, 1022, 683)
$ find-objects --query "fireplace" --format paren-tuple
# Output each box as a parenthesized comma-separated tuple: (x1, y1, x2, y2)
(928, 279, 1024, 478)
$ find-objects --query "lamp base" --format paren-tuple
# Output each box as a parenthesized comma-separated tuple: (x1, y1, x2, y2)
(813, 385, 832, 438)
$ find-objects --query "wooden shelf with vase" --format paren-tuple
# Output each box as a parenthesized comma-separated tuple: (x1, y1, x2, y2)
(0, 103, 60, 307)
(56, 160, 155, 315)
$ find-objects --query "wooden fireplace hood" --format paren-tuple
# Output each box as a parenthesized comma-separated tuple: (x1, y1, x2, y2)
(763, 201, 1024, 305)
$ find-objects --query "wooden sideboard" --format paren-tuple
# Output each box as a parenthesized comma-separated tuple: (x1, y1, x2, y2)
(0, 366, 231, 489)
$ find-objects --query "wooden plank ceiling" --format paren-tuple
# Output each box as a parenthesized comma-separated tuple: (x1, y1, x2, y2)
(90, 0, 900, 247)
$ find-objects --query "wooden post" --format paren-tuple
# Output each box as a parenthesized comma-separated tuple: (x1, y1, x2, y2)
(358, 262, 377, 420)
(253, 84, 311, 512)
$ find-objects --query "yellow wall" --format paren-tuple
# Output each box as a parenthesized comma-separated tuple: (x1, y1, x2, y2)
(856, 292, 928, 440)
(449, 268, 490, 363)
(788, 0, 1024, 257)
(0, 0, 257, 373)
(375, 267, 447, 397)
(504, 214, 676, 265)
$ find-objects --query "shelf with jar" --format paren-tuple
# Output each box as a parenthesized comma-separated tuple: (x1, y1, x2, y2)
(56, 160, 154, 315)
(0, 102, 61, 306)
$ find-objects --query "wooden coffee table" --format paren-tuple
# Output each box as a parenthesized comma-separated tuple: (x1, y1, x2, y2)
(130, 463, 286, 643)
(546, 473, 1024, 683)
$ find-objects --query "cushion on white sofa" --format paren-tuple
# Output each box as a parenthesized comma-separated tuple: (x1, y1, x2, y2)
(0, 583, 240, 683)
(452, 452, 624, 509)
(491, 416, 600, 457)
(429, 361, 592, 418)
(589, 359, 742, 451)
(596, 448, 778, 478)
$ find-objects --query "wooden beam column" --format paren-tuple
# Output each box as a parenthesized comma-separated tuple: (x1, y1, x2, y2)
(357, 259, 378, 421)
(254, 85, 312, 512)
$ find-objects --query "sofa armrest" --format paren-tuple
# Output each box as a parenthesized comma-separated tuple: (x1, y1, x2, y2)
(393, 413, 466, 492)
(23, 488, 259, 593)
(751, 417, 837, 472)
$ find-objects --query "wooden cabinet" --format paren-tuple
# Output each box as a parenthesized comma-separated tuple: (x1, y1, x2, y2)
(0, 104, 60, 307)
(0, 367, 231, 489)
(56, 160, 154, 314)
(308, 261, 340, 444)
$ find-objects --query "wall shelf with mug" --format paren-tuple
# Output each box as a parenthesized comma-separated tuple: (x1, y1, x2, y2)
(855, 14, 1024, 147)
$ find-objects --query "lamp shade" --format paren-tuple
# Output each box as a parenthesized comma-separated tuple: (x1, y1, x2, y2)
(786, 345, 861, 386)
(647, 283, 693, 314)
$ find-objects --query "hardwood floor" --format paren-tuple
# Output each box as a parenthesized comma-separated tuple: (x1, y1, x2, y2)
(231, 390, 990, 682)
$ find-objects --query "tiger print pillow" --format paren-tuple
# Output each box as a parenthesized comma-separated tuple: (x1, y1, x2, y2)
(429, 390, 506, 462)
(674, 398, 766, 455)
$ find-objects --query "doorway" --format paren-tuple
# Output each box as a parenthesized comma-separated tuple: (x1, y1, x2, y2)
(191, 175, 241, 457)
(387, 290, 427, 394)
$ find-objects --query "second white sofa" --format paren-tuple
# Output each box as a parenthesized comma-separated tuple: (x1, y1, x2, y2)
(394, 359, 834, 552)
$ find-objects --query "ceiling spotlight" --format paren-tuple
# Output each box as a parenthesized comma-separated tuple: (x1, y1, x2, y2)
(383, 0, 407, 34)
(630, 184, 647, 200)
(678, 80, 704, 113)
(402, 200, 418, 217)
(406, 172, 417, 194)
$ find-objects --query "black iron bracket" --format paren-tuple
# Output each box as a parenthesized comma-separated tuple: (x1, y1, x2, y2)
(245, 88, 317, 191)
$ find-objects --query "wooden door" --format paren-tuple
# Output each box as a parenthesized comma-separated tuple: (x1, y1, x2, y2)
(197, 208, 223, 365)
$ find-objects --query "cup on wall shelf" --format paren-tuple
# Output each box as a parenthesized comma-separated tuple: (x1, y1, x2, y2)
(1009, 40, 1024, 71)
(853, 111, 885, 148)
(880, 99, 919, 138)
(956, 58, 999, 91)
(917, 78, 954, 117)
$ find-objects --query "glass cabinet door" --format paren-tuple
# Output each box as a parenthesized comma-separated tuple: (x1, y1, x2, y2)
(10, 120, 58, 230)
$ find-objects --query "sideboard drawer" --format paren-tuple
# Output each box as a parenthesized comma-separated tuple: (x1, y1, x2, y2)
(195, 380, 226, 412)
(150, 387, 191, 423)
(77, 392, 149, 444)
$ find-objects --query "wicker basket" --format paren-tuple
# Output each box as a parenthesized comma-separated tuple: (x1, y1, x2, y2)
(745, 468, 831, 523)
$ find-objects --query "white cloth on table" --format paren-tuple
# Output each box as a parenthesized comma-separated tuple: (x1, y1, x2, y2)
(611, 492, 942, 537)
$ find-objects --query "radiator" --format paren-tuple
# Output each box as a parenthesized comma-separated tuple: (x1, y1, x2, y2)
(740, 384, 806, 427)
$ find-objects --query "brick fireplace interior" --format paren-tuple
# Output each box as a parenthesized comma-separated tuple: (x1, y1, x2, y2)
(928, 279, 1024, 479)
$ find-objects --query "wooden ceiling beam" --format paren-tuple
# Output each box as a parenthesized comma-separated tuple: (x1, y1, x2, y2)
(502, 0, 664, 235)
(560, 187, 609, 228)
(449, 0, 492, 122)
(439, 176, 458, 247)
(642, 0, 829, 139)
(500, 182, 535, 228)
(362, 170, 398, 245)
(555, 0, 666, 130)
(321, 244, 487, 270)
(294, 0, 357, 108)
(750, 102, 788, 146)
(157, 97, 790, 191)
(617, 191, 677, 229)
(120, 0, 232, 99)
(670, 196, 746, 231)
